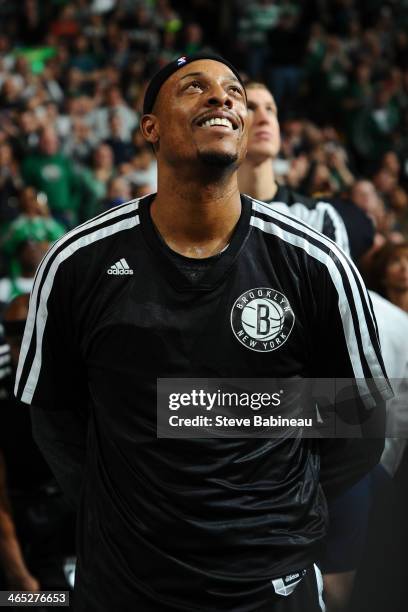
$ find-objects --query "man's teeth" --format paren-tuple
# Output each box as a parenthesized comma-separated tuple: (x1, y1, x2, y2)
(201, 117, 233, 129)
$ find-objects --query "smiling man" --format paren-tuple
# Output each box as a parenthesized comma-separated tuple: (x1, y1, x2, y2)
(15, 54, 391, 611)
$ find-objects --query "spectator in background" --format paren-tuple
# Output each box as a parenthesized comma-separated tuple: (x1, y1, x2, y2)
(119, 4, 160, 57)
(10, 109, 40, 162)
(267, 5, 304, 113)
(373, 165, 399, 208)
(17, 0, 44, 46)
(63, 117, 98, 166)
(50, 3, 79, 40)
(100, 176, 131, 212)
(69, 34, 100, 74)
(349, 179, 390, 267)
(43, 102, 71, 144)
(1, 186, 64, 277)
(319, 35, 351, 119)
(21, 126, 82, 228)
(0, 240, 48, 308)
(369, 242, 408, 313)
(124, 147, 157, 194)
(325, 143, 355, 192)
(88, 142, 115, 199)
(78, 143, 116, 220)
(0, 77, 24, 112)
(301, 160, 338, 198)
(133, 184, 154, 198)
(361, 84, 400, 162)
(0, 143, 22, 227)
(104, 111, 134, 165)
(343, 61, 374, 137)
(90, 85, 138, 141)
(350, 179, 384, 228)
(238, 0, 280, 79)
(183, 23, 204, 55)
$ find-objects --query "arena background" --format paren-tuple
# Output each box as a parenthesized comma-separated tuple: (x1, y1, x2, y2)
(0, 0, 407, 610)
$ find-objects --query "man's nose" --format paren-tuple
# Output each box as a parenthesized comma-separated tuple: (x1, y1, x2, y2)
(255, 108, 270, 124)
(206, 84, 233, 108)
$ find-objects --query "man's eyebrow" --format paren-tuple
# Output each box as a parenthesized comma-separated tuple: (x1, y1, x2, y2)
(178, 72, 243, 86)
(179, 71, 206, 80)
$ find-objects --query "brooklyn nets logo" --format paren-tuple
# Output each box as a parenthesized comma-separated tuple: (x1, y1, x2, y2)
(230, 287, 295, 352)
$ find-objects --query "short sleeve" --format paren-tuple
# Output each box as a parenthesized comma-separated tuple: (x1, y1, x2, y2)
(14, 248, 87, 410)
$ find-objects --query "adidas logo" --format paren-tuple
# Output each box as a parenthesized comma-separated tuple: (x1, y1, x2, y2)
(107, 258, 134, 275)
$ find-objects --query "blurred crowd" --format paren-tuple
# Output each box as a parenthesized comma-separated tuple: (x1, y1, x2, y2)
(0, 0, 408, 608)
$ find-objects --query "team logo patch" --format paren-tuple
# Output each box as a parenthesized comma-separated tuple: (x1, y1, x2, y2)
(230, 287, 295, 352)
(177, 56, 187, 66)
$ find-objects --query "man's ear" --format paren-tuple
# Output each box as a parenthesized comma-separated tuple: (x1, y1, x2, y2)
(140, 114, 160, 146)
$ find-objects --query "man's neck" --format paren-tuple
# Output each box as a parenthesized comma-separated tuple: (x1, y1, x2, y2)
(238, 157, 278, 203)
(151, 165, 242, 259)
(386, 289, 408, 313)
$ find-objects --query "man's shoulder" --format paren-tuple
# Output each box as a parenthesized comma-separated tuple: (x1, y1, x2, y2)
(271, 185, 317, 208)
(251, 187, 350, 255)
(39, 198, 142, 277)
(270, 187, 345, 221)
(246, 194, 344, 257)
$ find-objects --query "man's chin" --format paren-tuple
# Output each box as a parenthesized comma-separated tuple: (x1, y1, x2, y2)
(197, 149, 239, 168)
(247, 146, 277, 163)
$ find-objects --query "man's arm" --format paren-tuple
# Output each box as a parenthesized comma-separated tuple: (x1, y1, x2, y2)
(319, 434, 384, 500)
(14, 243, 90, 509)
(30, 405, 88, 510)
(312, 250, 391, 500)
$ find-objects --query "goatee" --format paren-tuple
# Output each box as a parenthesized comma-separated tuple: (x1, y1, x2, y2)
(198, 150, 238, 168)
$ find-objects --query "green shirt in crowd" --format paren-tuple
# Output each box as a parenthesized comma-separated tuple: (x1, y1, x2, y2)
(22, 153, 81, 224)
(2, 215, 65, 256)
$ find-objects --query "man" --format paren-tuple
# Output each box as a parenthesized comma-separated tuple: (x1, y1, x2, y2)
(100, 176, 131, 212)
(21, 127, 81, 228)
(15, 54, 391, 611)
(237, 82, 379, 265)
(238, 82, 350, 253)
(1, 186, 65, 278)
(90, 85, 138, 142)
(0, 240, 50, 309)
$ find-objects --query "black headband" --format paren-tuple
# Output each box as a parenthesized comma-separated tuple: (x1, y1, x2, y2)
(143, 53, 246, 115)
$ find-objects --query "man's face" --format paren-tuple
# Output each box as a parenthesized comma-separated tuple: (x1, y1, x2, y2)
(246, 87, 280, 163)
(384, 248, 408, 293)
(40, 129, 59, 156)
(20, 187, 41, 216)
(142, 59, 248, 170)
(18, 241, 49, 274)
(351, 180, 382, 223)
